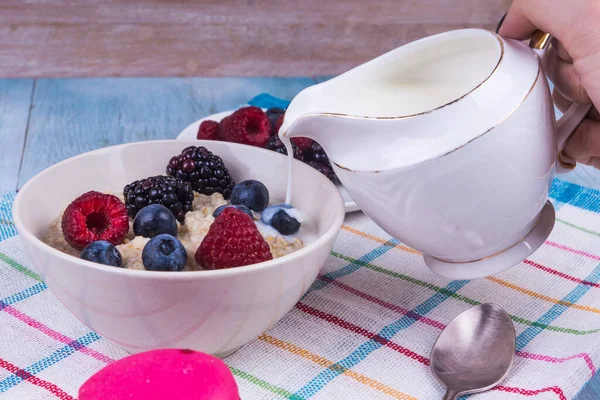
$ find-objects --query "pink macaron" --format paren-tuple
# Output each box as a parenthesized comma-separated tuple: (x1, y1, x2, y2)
(79, 349, 239, 400)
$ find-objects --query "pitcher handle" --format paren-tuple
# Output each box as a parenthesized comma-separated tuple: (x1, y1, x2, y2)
(529, 31, 592, 174)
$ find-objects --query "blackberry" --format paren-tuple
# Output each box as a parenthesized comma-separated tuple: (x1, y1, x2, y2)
(265, 136, 304, 161)
(304, 142, 330, 163)
(166, 146, 235, 199)
(293, 145, 304, 161)
(124, 176, 194, 222)
(265, 107, 286, 133)
(265, 136, 287, 155)
(305, 160, 338, 183)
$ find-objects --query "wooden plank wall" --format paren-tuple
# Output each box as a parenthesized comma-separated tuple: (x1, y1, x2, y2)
(0, 0, 510, 78)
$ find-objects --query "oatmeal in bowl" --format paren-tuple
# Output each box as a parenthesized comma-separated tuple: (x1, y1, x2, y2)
(43, 146, 310, 273)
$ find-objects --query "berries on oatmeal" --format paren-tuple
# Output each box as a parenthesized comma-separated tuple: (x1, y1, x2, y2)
(213, 204, 254, 219)
(142, 234, 188, 271)
(219, 106, 270, 147)
(195, 208, 272, 270)
(166, 146, 235, 200)
(124, 176, 194, 222)
(230, 180, 270, 212)
(80, 241, 123, 267)
(133, 204, 178, 238)
(61, 191, 129, 250)
(197, 120, 220, 140)
(46, 190, 305, 271)
(45, 142, 309, 271)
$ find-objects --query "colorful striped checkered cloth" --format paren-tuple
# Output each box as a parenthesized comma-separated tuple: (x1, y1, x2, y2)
(5, 181, 600, 400)
(2, 99, 600, 399)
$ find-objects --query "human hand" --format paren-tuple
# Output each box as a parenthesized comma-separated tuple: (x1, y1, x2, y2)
(498, 0, 600, 168)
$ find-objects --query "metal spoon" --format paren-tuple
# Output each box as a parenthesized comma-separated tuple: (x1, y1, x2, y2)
(430, 303, 516, 400)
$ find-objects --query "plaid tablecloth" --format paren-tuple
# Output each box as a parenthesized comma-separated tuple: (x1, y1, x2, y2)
(2, 96, 600, 399)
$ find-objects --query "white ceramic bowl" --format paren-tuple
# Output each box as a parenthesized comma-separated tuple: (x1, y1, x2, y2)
(13, 140, 344, 356)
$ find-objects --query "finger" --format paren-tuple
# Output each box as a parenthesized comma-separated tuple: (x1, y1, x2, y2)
(498, 3, 539, 40)
(553, 90, 600, 121)
(562, 119, 600, 163)
(545, 46, 591, 104)
(589, 107, 600, 122)
(552, 89, 573, 114)
(551, 38, 574, 63)
(590, 157, 600, 170)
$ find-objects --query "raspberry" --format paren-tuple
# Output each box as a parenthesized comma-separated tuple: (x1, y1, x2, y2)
(219, 106, 270, 147)
(291, 137, 313, 151)
(61, 191, 129, 251)
(195, 208, 272, 270)
(197, 120, 219, 140)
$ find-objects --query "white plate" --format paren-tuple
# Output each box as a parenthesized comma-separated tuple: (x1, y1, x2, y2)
(177, 110, 361, 213)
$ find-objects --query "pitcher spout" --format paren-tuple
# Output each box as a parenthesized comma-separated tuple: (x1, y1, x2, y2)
(280, 81, 416, 172)
(281, 101, 428, 173)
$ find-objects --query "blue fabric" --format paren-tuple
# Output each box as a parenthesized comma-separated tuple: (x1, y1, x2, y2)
(0, 192, 17, 242)
(247, 93, 291, 110)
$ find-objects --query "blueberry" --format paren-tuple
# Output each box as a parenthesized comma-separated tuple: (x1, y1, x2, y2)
(266, 107, 285, 131)
(230, 180, 269, 212)
(213, 204, 254, 219)
(261, 203, 293, 225)
(133, 204, 178, 238)
(142, 234, 187, 272)
(81, 241, 122, 267)
(271, 210, 301, 235)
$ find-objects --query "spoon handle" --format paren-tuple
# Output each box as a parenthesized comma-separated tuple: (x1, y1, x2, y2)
(443, 390, 460, 400)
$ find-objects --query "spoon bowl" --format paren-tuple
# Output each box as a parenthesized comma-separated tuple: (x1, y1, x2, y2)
(430, 303, 516, 399)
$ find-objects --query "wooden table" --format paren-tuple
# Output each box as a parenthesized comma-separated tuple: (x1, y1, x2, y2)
(0, 77, 320, 194)
(1, 77, 599, 399)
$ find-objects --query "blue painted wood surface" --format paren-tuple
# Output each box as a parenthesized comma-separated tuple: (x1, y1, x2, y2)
(18, 77, 317, 187)
(0, 79, 33, 193)
(578, 380, 600, 400)
(1, 77, 600, 398)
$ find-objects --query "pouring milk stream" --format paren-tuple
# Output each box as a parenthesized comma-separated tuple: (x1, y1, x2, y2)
(278, 28, 591, 280)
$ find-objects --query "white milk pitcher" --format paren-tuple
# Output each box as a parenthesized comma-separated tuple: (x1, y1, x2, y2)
(281, 29, 591, 279)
